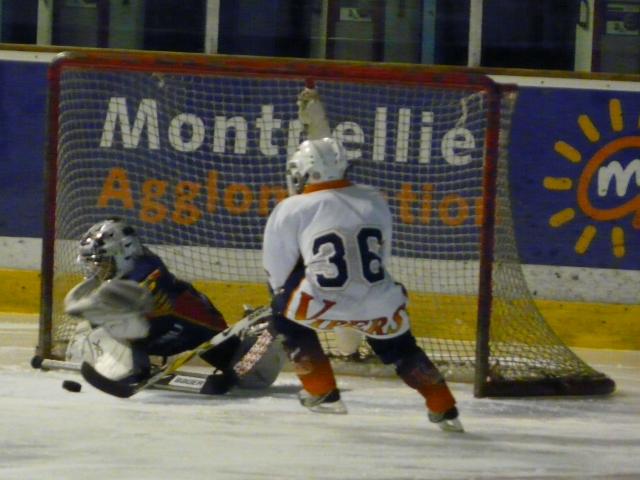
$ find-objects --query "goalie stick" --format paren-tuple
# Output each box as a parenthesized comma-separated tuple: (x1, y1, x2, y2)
(81, 305, 273, 398)
(35, 358, 235, 396)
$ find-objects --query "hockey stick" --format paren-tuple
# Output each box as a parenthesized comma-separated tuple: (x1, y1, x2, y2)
(81, 305, 272, 398)
(35, 357, 226, 395)
(81, 340, 211, 398)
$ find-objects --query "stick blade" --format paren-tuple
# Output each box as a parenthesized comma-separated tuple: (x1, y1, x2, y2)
(80, 362, 137, 398)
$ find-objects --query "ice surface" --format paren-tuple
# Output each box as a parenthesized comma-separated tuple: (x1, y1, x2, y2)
(1, 317, 639, 480)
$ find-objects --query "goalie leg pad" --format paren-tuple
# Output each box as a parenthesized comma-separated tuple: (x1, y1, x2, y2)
(233, 333, 286, 389)
(202, 329, 286, 391)
(199, 307, 285, 391)
(201, 372, 238, 395)
(199, 336, 241, 370)
(80, 327, 150, 381)
(65, 320, 94, 363)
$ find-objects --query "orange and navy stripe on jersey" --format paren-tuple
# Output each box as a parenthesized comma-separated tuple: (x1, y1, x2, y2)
(124, 248, 227, 356)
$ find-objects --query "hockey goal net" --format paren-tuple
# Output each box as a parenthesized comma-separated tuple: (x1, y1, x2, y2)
(38, 51, 614, 397)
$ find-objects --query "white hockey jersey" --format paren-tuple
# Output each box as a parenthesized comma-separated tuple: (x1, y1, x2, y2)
(263, 180, 410, 338)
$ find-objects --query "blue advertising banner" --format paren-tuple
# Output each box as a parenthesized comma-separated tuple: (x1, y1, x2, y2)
(510, 87, 640, 269)
(0, 59, 638, 270)
(0, 61, 48, 237)
(50, 71, 490, 259)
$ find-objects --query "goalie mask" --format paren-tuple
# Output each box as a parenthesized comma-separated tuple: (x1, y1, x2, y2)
(286, 137, 348, 195)
(77, 218, 143, 280)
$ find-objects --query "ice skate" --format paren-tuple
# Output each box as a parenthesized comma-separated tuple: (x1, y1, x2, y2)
(428, 406, 464, 432)
(298, 388, 347, 414)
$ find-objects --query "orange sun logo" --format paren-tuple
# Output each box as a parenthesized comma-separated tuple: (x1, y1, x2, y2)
(544, 98, 640, 258)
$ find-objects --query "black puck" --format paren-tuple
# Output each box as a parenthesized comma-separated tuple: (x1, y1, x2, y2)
(62, 380, 82, 392)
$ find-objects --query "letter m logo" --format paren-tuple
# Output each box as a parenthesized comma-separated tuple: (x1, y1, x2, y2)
(100, 97, 160, 149)
(598, 159, 640, 197)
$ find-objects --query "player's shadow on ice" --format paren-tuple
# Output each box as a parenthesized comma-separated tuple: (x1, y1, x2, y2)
(230, 384, 303, 397)
(142, 383, 306, 405)
(231, 384, 355, 399)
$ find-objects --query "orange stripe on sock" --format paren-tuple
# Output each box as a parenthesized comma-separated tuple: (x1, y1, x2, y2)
(298, 357, 337, 396)
(418, 383, 456, 414)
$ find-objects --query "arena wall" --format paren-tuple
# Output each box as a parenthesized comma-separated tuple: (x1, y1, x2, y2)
(0, 48, 638, 350)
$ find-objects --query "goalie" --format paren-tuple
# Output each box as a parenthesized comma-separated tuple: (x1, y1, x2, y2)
(64, 218, 285, 395)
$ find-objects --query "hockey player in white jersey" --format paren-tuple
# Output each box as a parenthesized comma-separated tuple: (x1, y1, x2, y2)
(262, 88, 463, 432)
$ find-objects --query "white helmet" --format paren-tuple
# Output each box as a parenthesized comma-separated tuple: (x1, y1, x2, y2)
(77, 218, 143, 279)
(286, 137, 348, 195)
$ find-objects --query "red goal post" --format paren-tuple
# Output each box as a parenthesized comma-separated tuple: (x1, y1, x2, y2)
(37, 50, 614, 397)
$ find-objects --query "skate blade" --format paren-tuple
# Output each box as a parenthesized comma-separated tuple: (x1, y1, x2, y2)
(436, 417, 464, 433)
(298, 389, 348, 414)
